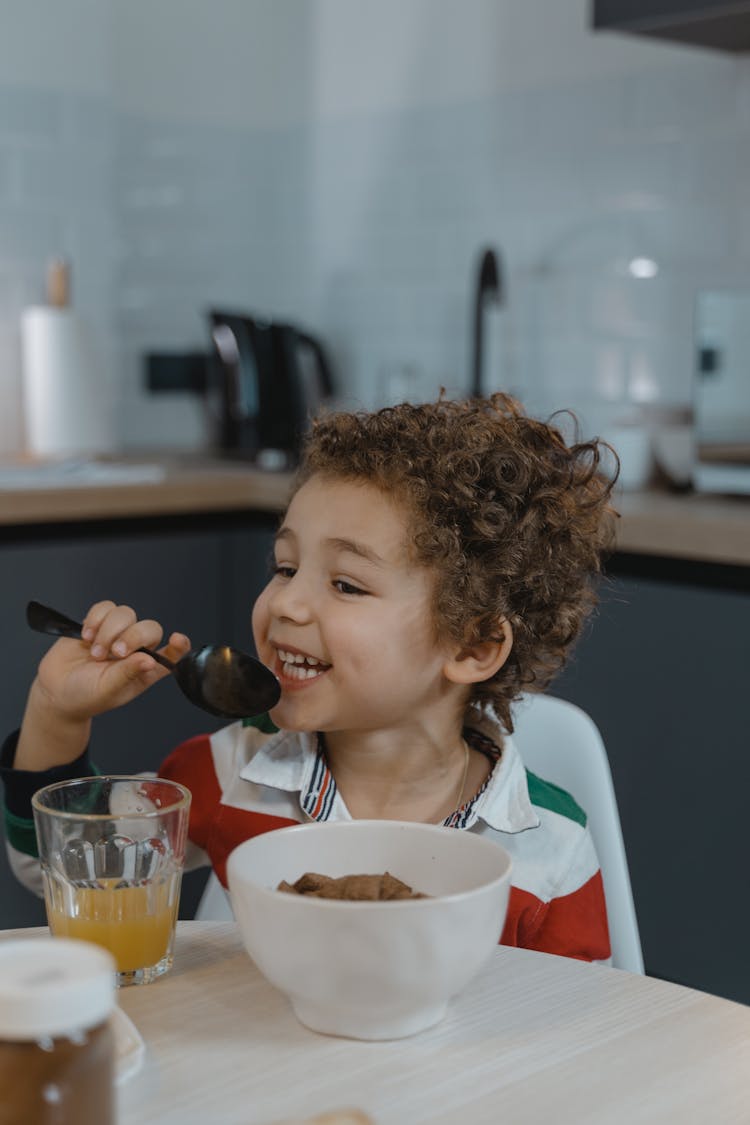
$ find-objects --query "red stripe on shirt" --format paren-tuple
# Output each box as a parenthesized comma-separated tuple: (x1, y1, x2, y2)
(501, 871, 611, 961)
(159, 733, 222, 854)
(310, 767, 332, 819)
(160, 736, 298, 888)
(207, 804, 299, 887)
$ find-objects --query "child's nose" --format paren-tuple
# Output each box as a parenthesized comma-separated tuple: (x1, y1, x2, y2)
(267, 573, 313, 623)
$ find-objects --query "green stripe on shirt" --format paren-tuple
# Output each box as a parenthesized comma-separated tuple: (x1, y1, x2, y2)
(4, 807, 39, 857)
(242, 713, 279, 734)
(525, 769, 587, 828)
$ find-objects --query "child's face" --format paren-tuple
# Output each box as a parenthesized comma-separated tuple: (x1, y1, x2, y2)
(252, 474, 460, 734)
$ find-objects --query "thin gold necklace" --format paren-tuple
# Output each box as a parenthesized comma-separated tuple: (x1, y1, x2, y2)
(454, 738, 471, 811)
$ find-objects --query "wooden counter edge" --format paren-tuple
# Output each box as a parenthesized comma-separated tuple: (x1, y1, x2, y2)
(0, 468, 295, 526)
(614, 489, 750, 567)
(1, 472, 749, 569)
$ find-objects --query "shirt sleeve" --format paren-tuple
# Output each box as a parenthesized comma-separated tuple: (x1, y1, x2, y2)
(0, 729, 97, 898)
(0, 730, 96, 858)
(523, 828, 611, 962)
(158, 733, 218, 873)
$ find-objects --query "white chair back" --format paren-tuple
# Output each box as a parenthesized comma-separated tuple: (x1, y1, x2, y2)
(511, 693, 644, 973)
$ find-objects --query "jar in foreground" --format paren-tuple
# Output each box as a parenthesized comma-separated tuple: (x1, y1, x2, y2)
(0, 937, 116, 1125)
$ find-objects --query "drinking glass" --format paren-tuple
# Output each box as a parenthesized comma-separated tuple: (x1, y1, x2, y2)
(32, 776, 191, 986)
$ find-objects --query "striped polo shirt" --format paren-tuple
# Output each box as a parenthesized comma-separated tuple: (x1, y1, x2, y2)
(156, 708, 611, 962)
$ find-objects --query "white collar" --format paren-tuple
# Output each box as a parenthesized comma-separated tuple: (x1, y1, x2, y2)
(239, 709, 539, 834)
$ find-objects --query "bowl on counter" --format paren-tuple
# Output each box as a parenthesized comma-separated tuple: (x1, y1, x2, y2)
(226, 819, 512, 1040)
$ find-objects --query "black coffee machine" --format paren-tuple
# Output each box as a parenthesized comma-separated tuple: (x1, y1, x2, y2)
(207, 310, 335, 465)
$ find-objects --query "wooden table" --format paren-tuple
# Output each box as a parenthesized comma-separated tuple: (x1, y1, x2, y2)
(8, 922, 746, 1125)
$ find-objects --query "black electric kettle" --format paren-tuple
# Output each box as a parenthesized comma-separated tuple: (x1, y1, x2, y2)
(207, 310, 335, 464)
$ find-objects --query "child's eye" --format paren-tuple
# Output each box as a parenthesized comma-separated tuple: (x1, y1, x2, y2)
(333, 579, 367, 596)
(273, 564, 296, 580)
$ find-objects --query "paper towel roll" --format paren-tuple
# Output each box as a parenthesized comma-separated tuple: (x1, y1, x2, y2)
(21, 307, 114, 457)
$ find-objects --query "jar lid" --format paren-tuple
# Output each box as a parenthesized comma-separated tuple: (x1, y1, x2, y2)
(0, 938, 116, 1040)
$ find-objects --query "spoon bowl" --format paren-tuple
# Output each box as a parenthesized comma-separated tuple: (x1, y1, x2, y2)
(26, 601, 280, 720)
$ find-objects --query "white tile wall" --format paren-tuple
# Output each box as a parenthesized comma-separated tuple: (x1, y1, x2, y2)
(0, 1, 749, 454)
(0, 82, 116, 454)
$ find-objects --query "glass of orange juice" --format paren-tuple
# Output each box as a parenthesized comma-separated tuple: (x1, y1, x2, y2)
(32, 776, 191, 986)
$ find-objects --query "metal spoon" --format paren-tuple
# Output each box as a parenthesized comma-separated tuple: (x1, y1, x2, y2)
(26, 600, 280, 720)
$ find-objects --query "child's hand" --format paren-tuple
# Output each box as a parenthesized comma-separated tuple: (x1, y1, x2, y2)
(34, 600, 192, 722)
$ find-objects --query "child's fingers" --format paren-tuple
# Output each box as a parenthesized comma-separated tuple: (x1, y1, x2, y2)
(120, 652, 166, 684)
(78, 605, 186, 681)
(158, 632, 192, 664)
(108, 624, 186, 664)
(80, 600, 117, 641)
(93, 651, 169, 710)
(83, 601, 137, 655)
(83, 606, 162, 661)
(106, 619, 165, 660)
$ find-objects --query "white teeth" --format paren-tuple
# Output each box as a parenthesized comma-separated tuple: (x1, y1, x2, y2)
(276, 648, 328, 677)
(282, 662, 323, 681)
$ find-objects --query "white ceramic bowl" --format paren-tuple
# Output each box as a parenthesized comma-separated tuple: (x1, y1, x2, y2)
(226, 820, 512, 1040)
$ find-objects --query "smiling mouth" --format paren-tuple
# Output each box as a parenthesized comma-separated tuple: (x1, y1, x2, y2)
(276, 648, 331, 682)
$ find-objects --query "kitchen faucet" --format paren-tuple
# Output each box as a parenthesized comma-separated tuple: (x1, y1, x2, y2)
(471, 247, 503, 398)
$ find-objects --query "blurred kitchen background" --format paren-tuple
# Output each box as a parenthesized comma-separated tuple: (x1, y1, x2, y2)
(0, 0, 749, 474)
(2, 0, 750, 1005)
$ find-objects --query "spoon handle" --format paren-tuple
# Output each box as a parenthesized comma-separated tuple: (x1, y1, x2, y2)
(136, 647, 175, 672)
(26, 600, 84, 640)
(27, 601, 175, 671)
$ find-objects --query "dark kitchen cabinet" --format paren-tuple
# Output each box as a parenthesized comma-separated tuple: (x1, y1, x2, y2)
(551, 561, 750, 1006)
(592, 0, 750, 51)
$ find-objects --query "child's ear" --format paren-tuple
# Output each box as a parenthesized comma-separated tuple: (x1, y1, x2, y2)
(443, 620, 514, 686)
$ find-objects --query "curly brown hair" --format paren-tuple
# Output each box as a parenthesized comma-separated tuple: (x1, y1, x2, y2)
(294, 393, 618, 732)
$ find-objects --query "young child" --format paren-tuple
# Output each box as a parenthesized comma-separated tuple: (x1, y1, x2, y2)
(2, 393, 616, 961)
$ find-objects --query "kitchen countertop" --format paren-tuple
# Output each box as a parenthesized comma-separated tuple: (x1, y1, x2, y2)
(0, 458, 295, 526)
(0, 458, 748, 567)
(613, 488, 750, 567)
